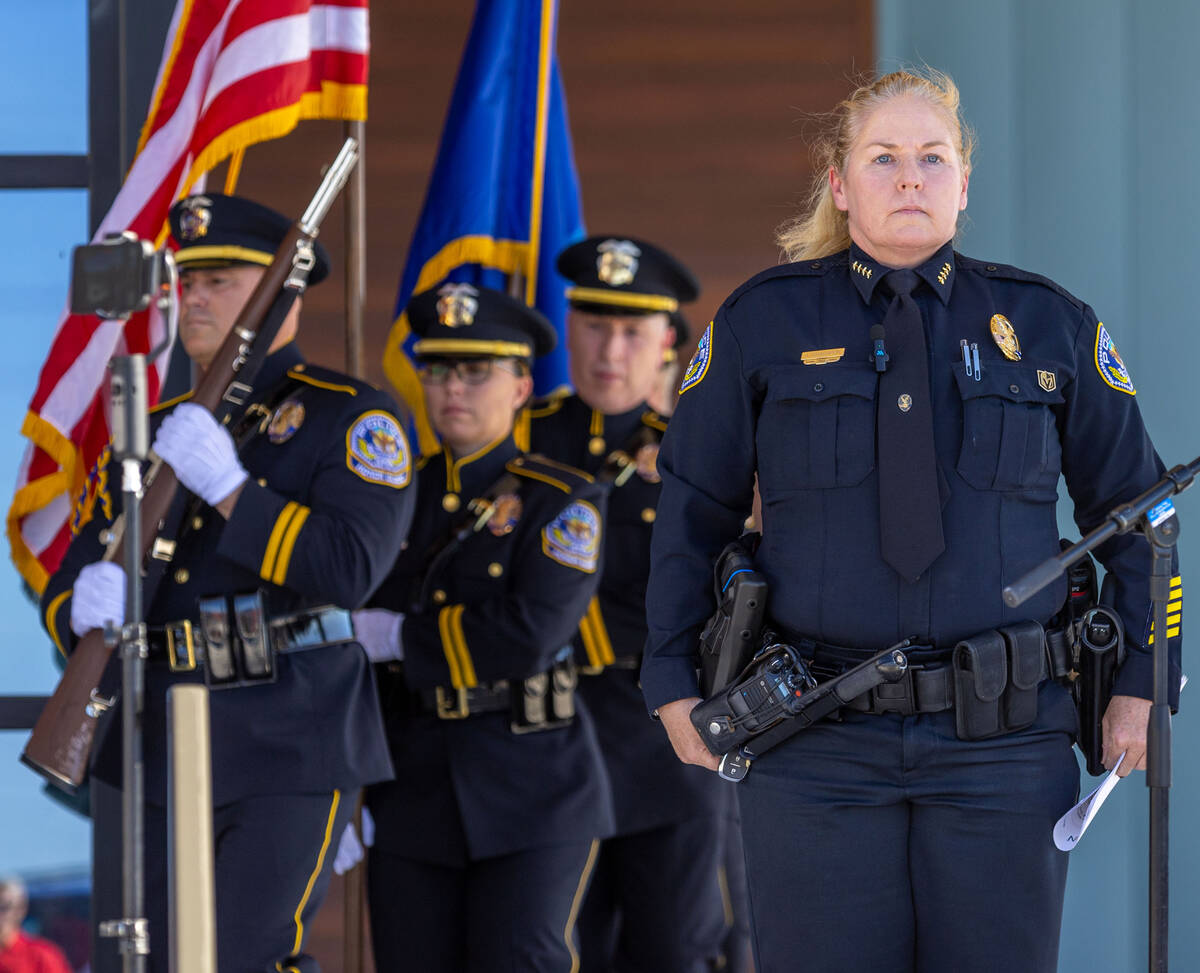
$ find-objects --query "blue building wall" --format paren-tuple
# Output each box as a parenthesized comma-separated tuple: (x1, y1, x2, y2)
(878, 3, 1200, 968)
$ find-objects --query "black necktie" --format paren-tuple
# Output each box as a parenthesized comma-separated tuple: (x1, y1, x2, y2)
(876, 269, 944, 581)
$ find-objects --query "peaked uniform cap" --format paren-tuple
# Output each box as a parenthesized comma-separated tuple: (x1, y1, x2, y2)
(168, 192, 331, 286)
(406, 283, 557, 360)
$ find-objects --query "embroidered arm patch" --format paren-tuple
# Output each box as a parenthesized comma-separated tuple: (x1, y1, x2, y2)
(542, 500, 602, 573)
(346, 410, 412, 487)
(1095, 323, 1136, 395)
(679, 321, 713, 394)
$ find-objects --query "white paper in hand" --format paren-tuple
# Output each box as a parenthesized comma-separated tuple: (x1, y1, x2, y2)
(1053, 753, 1125, 852)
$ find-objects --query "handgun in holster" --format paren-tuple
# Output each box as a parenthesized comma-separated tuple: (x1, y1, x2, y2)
(1048, 547, 1126, 776)
(696, 533, 768, 697)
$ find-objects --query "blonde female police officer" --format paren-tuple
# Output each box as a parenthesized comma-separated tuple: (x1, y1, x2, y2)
(352, 284, 615, 973)
(644, 70, 1182, 972)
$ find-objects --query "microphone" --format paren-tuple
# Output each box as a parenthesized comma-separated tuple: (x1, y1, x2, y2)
(870, 325, 889, 373)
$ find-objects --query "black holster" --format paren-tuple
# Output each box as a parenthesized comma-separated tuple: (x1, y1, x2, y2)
(697, 533, 768, 697)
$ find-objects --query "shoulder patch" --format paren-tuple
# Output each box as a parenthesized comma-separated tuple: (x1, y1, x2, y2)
(1094, 323, 1136, 395)
(346, 410, 412, 488)
(679, 321, 713, 394)
(542, 499, 602, 573)
(507, 454, 594, 493)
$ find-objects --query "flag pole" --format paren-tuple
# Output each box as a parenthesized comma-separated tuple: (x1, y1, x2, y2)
(341, 119, 368, 973)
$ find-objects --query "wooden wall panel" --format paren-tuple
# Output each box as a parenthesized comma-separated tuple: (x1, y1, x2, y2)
(233, 3, 871, 969)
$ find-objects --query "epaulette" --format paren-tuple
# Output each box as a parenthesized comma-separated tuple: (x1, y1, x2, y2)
(286, 363, 374, 397)
(526, 384, 573, 419)
(506, 453, 595, 494)
(724, 255, 838, 309)
(149, 390, 195, 414)
(957, 255, 1087, 312)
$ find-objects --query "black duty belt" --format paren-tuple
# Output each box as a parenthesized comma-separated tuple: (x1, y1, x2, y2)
(146, 605, 354, 672)
(789, 637, 953, 717)
(416, 682, 512, 720)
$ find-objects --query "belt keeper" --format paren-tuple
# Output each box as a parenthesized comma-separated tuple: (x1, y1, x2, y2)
(435, 685, 470, 719)
(166, 619, 197, 673)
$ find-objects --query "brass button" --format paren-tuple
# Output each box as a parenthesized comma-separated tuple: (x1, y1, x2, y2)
(432, 589, 447, 604)
(488, 562, 503, 578)
(641, 508, 657, 523)
(442, 493, 461, 512)
(174, 568, 190, 584)
(257, 477, 268, 487)
(588, 436, 606, 456)
(191, 516, 204, 530)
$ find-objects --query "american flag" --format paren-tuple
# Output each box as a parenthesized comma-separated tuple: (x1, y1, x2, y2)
(7, 0, 369, 594)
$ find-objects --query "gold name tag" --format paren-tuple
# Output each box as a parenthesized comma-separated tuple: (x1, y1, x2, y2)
(800, 347, 846, 365)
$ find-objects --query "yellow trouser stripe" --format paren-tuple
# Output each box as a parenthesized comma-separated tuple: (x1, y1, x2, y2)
(564, 838, 601, 973)
(589, 599, 615, 666)
(44, 588, 72, 659)
(262, 502, 300, 580)
(276, 790, 341, 973)
(449, 604, 477, 688)
(579, 608, 604, 670)
(439, 606, 464, 688)
(271, 505, 311, 585)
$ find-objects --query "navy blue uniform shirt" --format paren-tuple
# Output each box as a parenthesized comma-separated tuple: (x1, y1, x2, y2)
(365, 436, 615, 865)
(41, 342, 415, 805)
(643, 242, 1182, 713)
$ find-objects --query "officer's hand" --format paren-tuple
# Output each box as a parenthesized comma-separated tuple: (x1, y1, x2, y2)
(1101, 694, 1152, 777)
(152, 402, 248, 507)
(70, 562, 126, 637)
(657, 697, 719, 772)
(352, 609, 404, 662)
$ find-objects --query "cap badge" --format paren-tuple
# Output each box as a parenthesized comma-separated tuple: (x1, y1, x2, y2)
(596, 239, 641, 287)
(436, 283, 479, 327)
(989, 314, 1021, 361)
(178, 195, 213, 241)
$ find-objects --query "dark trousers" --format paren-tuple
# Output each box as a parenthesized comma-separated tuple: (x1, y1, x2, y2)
(720, 811, 754, 973)
(367, 840, 599, 973)
(120, 790, 353, 972)
(737, 680, 1080, 973)
(577, 817, 728, 973)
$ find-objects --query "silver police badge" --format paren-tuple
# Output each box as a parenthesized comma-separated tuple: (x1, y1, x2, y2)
(596, 239, 641, 287)
(436, 283, 479, 327)
(178, 195, 213, 241)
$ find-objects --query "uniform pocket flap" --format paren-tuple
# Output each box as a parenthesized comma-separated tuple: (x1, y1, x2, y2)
(764, 364, 878, 404)
(953, 362, 1064, 405)
(953, 630, 1008, 701)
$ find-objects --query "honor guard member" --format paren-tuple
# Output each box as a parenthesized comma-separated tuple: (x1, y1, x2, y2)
(352, 284, 615, 973)
(646, 70, 1183, 973)
(41, 193, 415, 973)
(521, 238, 733, 973)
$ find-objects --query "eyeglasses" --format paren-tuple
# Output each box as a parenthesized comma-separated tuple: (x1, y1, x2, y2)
(417, 359, 523, 386)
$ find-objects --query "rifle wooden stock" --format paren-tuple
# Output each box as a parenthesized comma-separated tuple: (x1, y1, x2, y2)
(23, 211, 327, 793)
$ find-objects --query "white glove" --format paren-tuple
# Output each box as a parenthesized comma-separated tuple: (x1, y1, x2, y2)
(332, 822, 364, 875)
(70, 562, 127, 637)
(352, 609, 404, 662)
(152, 402, 248, 506)
(332, 808, 375, 876)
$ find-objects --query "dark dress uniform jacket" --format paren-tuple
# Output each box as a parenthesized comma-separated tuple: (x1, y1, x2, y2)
(642, 242, 1182, 714)
(41, 343, 414, 806)
(365, 436, 616, 866)
(524, 393, 728, 834)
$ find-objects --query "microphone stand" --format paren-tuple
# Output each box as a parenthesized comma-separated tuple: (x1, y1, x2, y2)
(1004, 456, 1197, 973)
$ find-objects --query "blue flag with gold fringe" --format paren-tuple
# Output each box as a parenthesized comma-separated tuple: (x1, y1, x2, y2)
(384, 0, 584, 456)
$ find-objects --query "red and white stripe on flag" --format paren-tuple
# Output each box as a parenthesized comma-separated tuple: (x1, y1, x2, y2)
(7, 0, 370, 594)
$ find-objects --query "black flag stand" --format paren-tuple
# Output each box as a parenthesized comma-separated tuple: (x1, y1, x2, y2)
(1004, 456, 1198, 973)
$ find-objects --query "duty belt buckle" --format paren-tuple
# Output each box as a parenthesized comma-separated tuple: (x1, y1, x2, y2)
(166, 620, 197, 672)
(435, 686, 470, 719)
